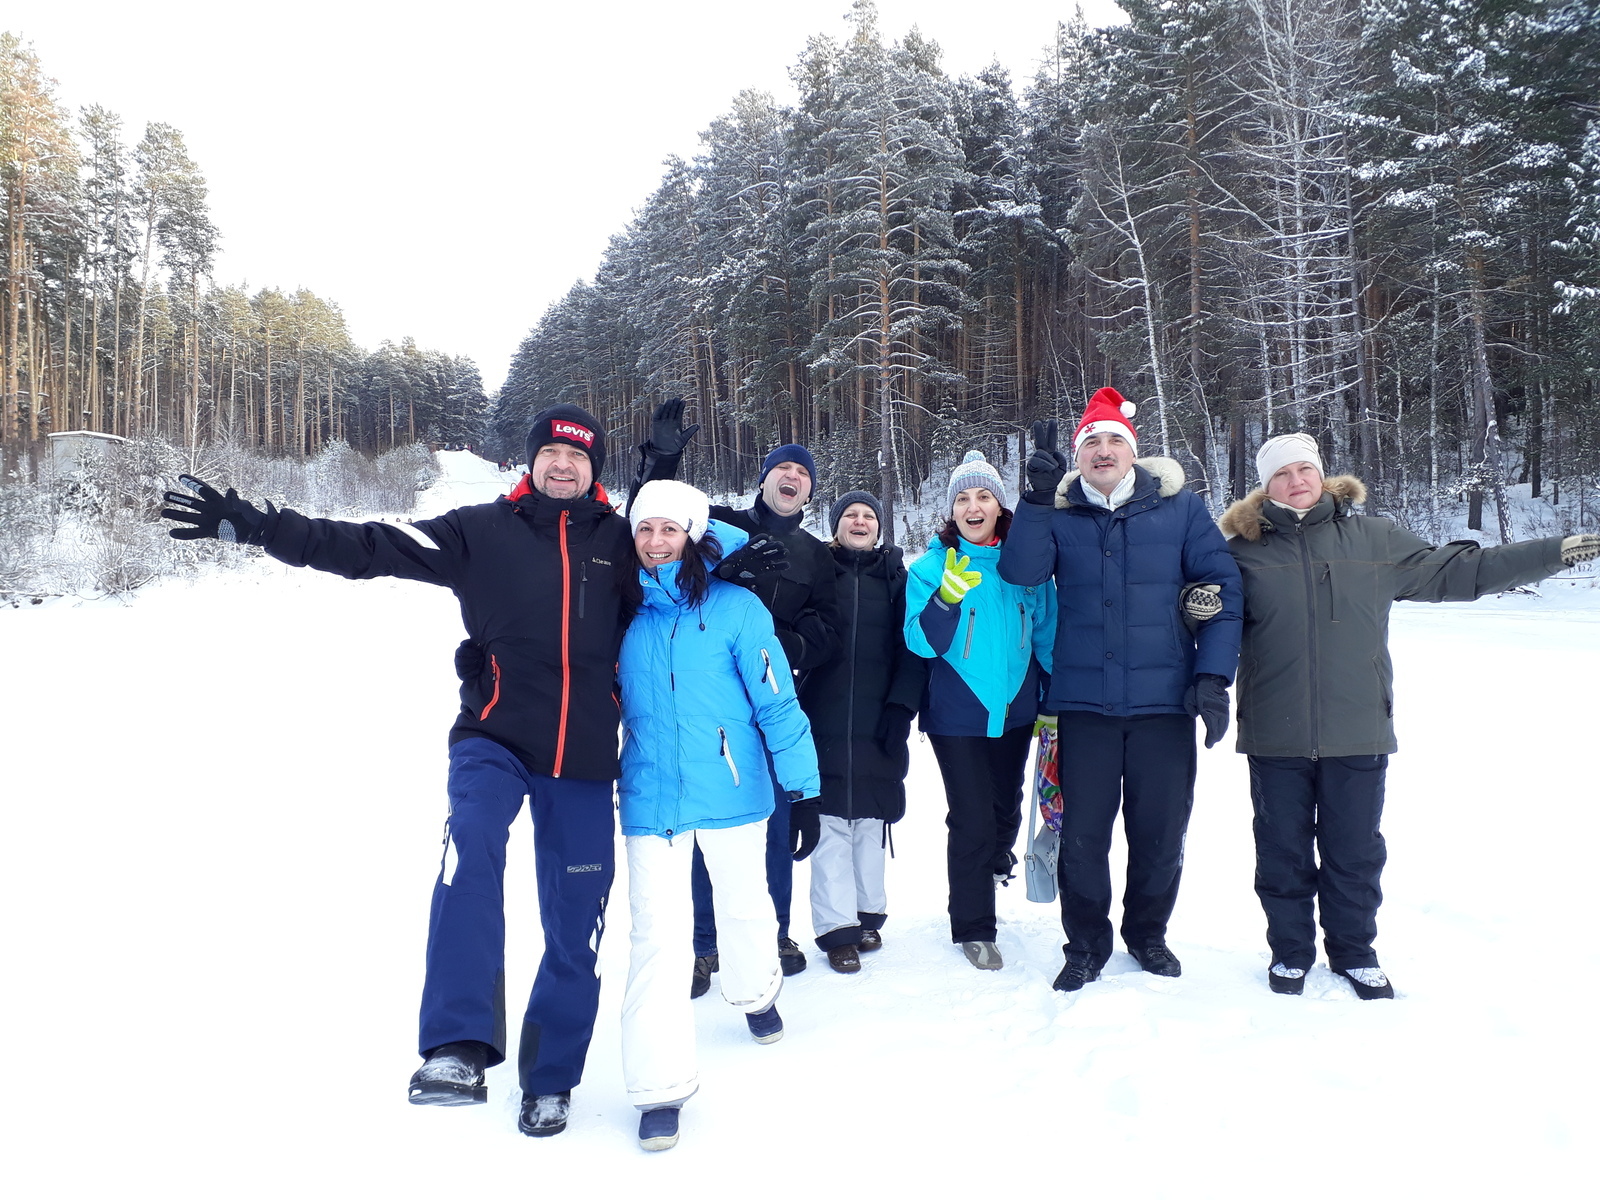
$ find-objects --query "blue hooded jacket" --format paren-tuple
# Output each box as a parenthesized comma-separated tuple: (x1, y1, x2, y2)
(998, 458, 1242, 716)
(617, 522, 821, 838)
(904, 536, 1056, 737)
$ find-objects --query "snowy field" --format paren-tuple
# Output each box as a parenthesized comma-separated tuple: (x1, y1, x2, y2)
(4, 452, 1597, 1198)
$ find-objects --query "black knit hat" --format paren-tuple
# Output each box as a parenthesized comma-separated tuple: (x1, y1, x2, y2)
(525, 404, 606, 487)
(828, 490, 884, 539)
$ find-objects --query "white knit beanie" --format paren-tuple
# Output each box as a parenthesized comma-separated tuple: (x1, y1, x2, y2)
(629, 479, 711, 542)
(1256, 432, 1324, 487)
(947, 450, 1007, 510)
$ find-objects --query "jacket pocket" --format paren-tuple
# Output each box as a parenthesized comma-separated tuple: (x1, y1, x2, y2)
(479, 654, 502, 720)
(759, 648, 782, 694)
(718, 727, 741, 786)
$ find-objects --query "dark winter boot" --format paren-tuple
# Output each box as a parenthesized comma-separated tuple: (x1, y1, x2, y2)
(638, 1105, 681, 1151)
(690, 953, 718, 999)
(1337, 966, 1394, 1000)
(1268, 963, 1306, 995)
(858, 929, 883, 953)
(407, 1040, 489, 1106)
(517, 1089, 571, 1137)
(745, 1003, 784, 1044)
(1130, 943, 1182, 977)
(826, 945, 861, 973)
(1052, 954, 1102, 993)
(778, 937, 808, 976)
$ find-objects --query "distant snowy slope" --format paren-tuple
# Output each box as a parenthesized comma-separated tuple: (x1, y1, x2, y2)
(414, 449, 518, 516)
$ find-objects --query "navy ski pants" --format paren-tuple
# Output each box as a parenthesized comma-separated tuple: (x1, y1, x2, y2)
(418, 737, 615, 1095)
(691, 761, 792, 953)
(928, 725, 1034, 943)
(1249, 754, 1387, 972)
(1054, 712, 1197, 965)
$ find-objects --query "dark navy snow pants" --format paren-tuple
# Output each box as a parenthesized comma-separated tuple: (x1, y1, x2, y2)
(1249, 754, 1387, 972)
(928, 726, 1034, 943)
(691, 759, 792, 953)
(418, 737, 615, 1095)
(1054, 712, 1197, 965)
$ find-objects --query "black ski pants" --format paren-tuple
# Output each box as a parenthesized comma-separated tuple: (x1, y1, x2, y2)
(1054, 711, 1197, 966)
(1249, 754, 1387, 972)
(928, 725, 1033, 943)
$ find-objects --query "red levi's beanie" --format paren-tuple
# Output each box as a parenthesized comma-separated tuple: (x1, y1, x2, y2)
(1072, 387, 1139, 453)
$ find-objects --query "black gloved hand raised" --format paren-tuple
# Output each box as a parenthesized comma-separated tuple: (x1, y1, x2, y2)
(714, 532, 789, 587)
(1026, 420, 1071, 504)
(649, 397, 700, 456)
(160, 475, 274, 544)
(1184, 673, 1231, 749)
(873, 704, 915, 755)
(789, 795, 822, 861)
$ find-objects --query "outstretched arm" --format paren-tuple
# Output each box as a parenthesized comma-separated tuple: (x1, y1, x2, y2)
(1391, 527, 1571, 601)
(626, 398, 699, 513)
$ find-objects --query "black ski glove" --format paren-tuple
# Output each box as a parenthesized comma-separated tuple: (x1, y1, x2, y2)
(160, 475, 275, 544)
(1184, 673, 1231, 749)
(714, 532, 789, 587)
(1179, 582, 1224, 634)
(789, 795, 822, 861)
(648, 397, 700, 456)
(874, 704, 915, 755)
(1025, 419, 1071, 505)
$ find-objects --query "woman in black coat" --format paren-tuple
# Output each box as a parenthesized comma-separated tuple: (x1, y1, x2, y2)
(800, 491, 928, 973)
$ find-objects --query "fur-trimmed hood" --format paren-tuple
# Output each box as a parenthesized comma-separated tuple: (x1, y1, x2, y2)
(1055, 457, 1186, 509)
(1219, 475, 1367, 541)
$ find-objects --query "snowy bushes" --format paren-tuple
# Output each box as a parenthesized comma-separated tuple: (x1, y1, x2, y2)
(0, 437, 442, 603)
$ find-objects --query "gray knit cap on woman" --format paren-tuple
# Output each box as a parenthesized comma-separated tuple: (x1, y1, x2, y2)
(828, 490, 885, 540)
(946, 451, 1007, 510)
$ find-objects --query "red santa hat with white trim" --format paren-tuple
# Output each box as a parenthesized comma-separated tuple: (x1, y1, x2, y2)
(1072, 387, 1139, 453)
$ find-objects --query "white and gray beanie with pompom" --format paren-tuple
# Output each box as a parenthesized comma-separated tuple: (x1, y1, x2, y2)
(947, 450, 1008, 511)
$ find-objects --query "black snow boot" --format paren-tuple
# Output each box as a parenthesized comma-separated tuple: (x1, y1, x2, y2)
(690, 953, 718, 999)
(518, 1089, 572, 1137)
(1268, 963, 1306, 995)
(779, 937, 808, 976)
(1130, 943, 1182, 977)
(1336, 966, 1394, 1000)
(407, 1040, 490, 1105)
(1052, 953, 1102, 993)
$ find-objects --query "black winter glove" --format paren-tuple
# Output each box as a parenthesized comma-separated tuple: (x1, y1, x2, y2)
(789, 795, 822, 861)
(1025, 419, 1071, 505)
(714, 532, 789, 587)
(648, 397, 700, 456)
(160, 475, 275, 544)
(874, 704, 915, 755)
(1184, 673, 1231, 749)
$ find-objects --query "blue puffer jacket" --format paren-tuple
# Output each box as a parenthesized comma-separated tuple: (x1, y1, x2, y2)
(905, 536, 1056, 737)
(618, 522, 821, 839)
(998, 458, 1243, 716)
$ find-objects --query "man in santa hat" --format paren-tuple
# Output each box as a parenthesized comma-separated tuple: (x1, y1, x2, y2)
(999, 388, 1242, 992)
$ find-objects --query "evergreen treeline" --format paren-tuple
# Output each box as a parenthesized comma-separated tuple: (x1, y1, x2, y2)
(490, 0, 1600, 541)
(0, 33, 489, 461)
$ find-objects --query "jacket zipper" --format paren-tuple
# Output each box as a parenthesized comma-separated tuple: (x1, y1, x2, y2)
(846, 559, 861, 819)
(479, 653, 502, 720)
(963, 608, 977, 659)
(578, 559, 588, 620)
(1295, 523, 1320, 759)
(718, 727, 741, 786)
(1017, 602, 1027, 649)
(759, 648, 780, 694)
(553, 512, 572, 776)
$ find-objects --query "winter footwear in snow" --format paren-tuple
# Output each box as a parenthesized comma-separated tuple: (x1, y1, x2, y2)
(517, 1090, 571, 1137)
(1337, 966, 1394, 1000)
(1052, 956, 1102, 993)
(745, 1004, 785, 1044)
(1268, 963, 1307, 995)
(638, 1106, 681, 1151)
(859, 929, 883, 953)
(1130, 943, 1182, 977)
(778, 937, 808, 976)
(690, 953, 718, 999)
(961, 941, 1004, 970)
(407, 1040, 489, 1106)
(826, 945, 862, 973)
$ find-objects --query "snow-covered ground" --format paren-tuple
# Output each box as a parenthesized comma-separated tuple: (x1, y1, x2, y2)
(4, 452, 1596, 1198)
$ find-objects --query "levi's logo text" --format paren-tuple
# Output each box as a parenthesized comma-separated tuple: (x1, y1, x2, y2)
(567, 863, 603, 873)
(551, 420, 595, 448)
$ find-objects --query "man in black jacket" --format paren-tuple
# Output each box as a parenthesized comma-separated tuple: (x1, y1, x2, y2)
(674, 443, 842, 984)
(161, 402, 696, 1137)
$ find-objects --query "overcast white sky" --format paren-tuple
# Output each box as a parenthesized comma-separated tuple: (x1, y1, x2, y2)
(12, 1, 1127, 391)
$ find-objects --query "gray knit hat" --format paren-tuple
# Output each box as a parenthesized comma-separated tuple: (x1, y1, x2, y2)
(828, 490, 884, 540)
(947, 450, 1007, 510)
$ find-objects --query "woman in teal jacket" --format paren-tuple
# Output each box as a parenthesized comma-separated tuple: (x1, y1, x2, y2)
(906, 451, 1055, 972)
(616, 480, 819, 1152)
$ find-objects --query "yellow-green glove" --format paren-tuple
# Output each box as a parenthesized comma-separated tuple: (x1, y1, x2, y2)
(938, 547, 983, 604)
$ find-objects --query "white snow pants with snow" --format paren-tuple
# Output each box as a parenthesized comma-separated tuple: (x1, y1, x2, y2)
(808, 816, 888, 942)
(622, 820, 782, 1109)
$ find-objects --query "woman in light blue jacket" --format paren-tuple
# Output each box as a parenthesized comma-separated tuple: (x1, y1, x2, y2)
(617, 479, 820, 1152)
(905, 451, 1055, 972)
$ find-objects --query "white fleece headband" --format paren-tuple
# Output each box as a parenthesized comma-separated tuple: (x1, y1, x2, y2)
(1256, 432, 1324, 487)
(630, 479, 711, 542)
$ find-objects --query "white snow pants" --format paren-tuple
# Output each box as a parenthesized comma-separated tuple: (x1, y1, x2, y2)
(808, 816, 888, 939)
(622, 820, 782, 1109)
